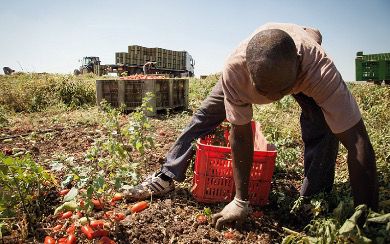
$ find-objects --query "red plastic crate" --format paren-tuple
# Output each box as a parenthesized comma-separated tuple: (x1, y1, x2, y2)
(191, 121, 277, 206)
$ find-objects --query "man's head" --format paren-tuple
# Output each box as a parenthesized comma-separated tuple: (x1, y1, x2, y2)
(246, 29, 298, 100)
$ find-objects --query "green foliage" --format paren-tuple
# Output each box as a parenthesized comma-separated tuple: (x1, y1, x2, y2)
(0, 105, 8, 127)
(203, 207, 212, 217)
(188, 74, 219, 109)
(0, 153, 53, 236)
(284, 203, 390, 243)
(125, 92, 155, 154)
(0, 73, 96, 112)
(56, 78, 95, 107)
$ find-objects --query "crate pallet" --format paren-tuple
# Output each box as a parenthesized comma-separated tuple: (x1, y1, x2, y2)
(96, 78, 189, 116)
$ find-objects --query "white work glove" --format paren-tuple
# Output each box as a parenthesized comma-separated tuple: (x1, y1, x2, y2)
(212, 197, 250, 230)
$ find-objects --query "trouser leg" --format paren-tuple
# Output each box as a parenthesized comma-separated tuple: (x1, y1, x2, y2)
(292, 93, 340, 196)
(161, 79, 226, 182)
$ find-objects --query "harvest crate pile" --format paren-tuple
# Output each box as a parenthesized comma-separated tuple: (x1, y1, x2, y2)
(115, 45, 187, 70)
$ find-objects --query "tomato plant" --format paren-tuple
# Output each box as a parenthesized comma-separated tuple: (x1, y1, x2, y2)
(0, 153, 54, 235)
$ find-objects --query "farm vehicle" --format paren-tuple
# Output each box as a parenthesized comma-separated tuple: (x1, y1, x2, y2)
(355, 51, 390, 85)
(75, 45, 195, 78)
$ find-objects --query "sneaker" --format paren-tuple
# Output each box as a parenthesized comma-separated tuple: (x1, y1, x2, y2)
(123, 172, 175, 201)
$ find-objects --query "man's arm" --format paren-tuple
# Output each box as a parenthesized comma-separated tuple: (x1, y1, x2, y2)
(212, 122, 253, 229)
(335, 119, 378, 210)
(231, 122, 254, 200)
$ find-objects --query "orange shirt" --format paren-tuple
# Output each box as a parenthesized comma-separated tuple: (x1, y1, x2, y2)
(222, 22, 361, 133)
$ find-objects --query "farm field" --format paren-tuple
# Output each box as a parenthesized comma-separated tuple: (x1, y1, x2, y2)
(0, 73, 389, 243)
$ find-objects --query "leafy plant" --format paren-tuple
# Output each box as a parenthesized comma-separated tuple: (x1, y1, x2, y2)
(0, 153, 54, 236)
(284, 203, 390, 243)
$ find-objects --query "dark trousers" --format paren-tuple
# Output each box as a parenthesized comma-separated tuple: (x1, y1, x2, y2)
(161, 79, 339, 196)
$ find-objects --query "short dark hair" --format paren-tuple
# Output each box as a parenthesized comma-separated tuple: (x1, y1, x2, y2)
(246, 29, 298, 92)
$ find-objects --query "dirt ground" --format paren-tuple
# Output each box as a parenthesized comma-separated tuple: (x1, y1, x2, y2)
(0, 112, 304, 244)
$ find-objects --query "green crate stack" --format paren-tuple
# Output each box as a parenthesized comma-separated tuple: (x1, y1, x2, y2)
(356, 52, 390, 84)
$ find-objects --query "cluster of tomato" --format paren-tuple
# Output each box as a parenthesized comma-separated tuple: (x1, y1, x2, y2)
(43, 191, 149, 244)
(119, 74, 167, 80)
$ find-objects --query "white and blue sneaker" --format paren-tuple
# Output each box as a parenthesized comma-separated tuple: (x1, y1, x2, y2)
(123, 172, 175, 201)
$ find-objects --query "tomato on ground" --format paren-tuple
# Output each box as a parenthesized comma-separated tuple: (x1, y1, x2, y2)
(81, 225, 94, 240)
(224, 231, 235, 239)
(44, 236, 56, 244)
(66, 224, 76, 234)
(195, 214, 207, 224)
(59, 189, 70, 196)
(130, 201, 148, 213)
(114, 212, 125, 221)
(92, 198, 104, 210)
(66, 234, 76, 244)
(93, 229, 109, 238)
(52, 224, 62, 231)
(90, 220, 105, 228)
(60, 211, 73, 219)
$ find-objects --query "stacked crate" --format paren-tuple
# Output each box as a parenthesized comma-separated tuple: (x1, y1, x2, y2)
(356, 51, 390, 85)
(115, 52, 128, 65)
(96, 78, 189, 116)
(116, 45, 187, 70)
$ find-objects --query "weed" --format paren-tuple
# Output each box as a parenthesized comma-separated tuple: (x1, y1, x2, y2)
(0, 105, 8, 127)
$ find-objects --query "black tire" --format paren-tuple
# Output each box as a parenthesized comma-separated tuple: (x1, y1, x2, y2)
(74, 69, 81, 76)
(385, 80, 390, 85)
(373, 80, 382, 85)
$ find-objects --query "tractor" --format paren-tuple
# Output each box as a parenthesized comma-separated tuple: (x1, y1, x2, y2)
(74, 56, 101, 75)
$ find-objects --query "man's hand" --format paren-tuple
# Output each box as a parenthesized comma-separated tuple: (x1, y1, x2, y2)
(212, 197, 250, 230)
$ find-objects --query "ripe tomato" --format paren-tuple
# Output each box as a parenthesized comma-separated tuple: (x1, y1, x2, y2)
(93, 229, 109, 238)
(196, 214, 207, 224)
(81, 225, 94, 240)
(98, 236, 116, 244)
(44, 236, 56, 244)
(90, 220, 105, 228)
(60, 211, 73, 219)
(92, 198, 104, 210)
(57, 237, 67, 244)
(111, 193, 123, 201)
(224, 231, 235, 239)
(59, 189, 70, 196)
(130, 201, 148, 213)
(66, 234, 76, 244)
(66, 224, 76, 234)
(114, 212, 125, 221)
(103, 210, 113, 219)
(52, 224, 63, 231)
